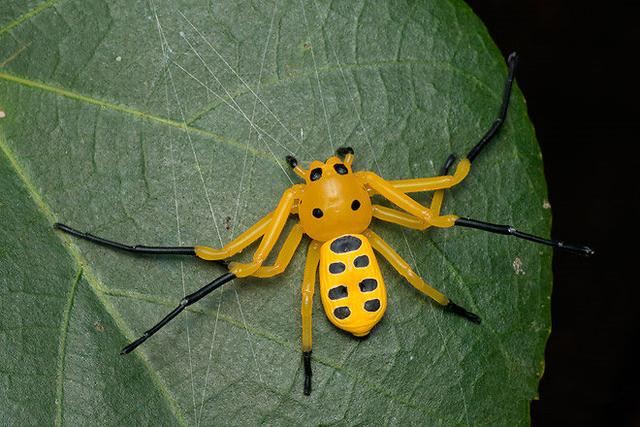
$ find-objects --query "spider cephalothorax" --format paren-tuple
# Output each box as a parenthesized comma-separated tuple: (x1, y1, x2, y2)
(54, 52, 592, 395)
(290, 152, 373, 241)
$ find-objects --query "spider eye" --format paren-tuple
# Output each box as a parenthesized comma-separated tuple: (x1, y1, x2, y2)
(351, 200, 361, 211)
(312, 208, 324, 218)
(310, 168, 323, 181)
(333, 163, 348, 175)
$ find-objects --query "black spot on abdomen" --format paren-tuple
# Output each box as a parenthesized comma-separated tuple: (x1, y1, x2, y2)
(328, 285, 348, 300)
(354, 255, 369, 268)
(334, 306, 351, 319)
(330, 235, 362, 253)
(364, 299, 381, 312)
(329, 262, 345, 274)
(359, 278, 378, 292)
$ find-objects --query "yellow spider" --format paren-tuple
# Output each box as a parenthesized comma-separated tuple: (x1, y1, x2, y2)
(54, 52, 592, 395)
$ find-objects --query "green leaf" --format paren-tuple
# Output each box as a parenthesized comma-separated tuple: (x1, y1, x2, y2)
(0, 0, 551, 425)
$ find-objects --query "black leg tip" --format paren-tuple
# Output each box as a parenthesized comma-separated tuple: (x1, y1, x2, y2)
(303, 351, 312, 396)
(53, 222, 70, 231)
(285, 155, 298, 168)
(507, 52, 519, 67)
(441, 154, 457, 175)
(53, 223, 79, 236)
(446, 301, 482, 324)
(120, 334, 148, 355)
(564, 243, 595, 257)
(336, 146, 354, 157)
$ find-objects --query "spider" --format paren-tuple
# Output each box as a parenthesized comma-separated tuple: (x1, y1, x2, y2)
(54, 52, 592, 395)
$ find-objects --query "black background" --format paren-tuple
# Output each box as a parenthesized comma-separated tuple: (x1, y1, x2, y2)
(464, 1, 639, 425)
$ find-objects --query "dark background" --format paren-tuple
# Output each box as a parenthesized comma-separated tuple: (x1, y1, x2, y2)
(464, 1, 639, 425)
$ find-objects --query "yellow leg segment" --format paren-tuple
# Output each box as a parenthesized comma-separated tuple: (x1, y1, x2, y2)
(194, 212, 273, 261)
(358, 171, 460, 229)
(371, 182, 444, 229)
(343, 152, 354, 165)
(387, 158, 471, 194)
(253, 223, 305, 278)
(301, 241, 321, 352)
(230, 185, 304, 277)
(364, 229, 449, 306)
(372, 205, 428, 230)
(358, 171, 434, 221)
(371, 173, 451, 231)
(430, 189, 446, 215)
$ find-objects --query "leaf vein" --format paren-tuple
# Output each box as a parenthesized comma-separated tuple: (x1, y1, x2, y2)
(0, 135, 190, 427)
(54, 268, 82, 427)
(0, 70, 269, 162)
(0, 0, 60, 37)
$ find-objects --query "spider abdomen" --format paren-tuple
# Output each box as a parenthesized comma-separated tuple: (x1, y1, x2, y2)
(319, 234, 387, 337)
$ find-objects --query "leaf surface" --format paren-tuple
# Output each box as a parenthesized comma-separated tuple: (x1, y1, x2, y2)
(0, 0, 551, 425)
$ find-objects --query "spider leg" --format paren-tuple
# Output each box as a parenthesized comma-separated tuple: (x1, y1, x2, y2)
(54, 222, 201, 256)
(253, 223, 305, 278)
(335, 146, 355, 165)
(229, 185, 304, 277)
(285, 155, 307, 179)
(301, 240, 321, 395)
(364, 229, 480, 323)
(54, 211, 275, 266)
(371, 205, 428, 230)
(466, 52, 518, 163)
(381, 52, 518, 196)
(430, 154, 456, 213)
(371, 155, 457, 230)
(193, 212, 273, 260)
(120, 271, 236, 354)
(454, 217, 594, 256)
(358, 170, 463, 232)
(375, 206, 595, 256)
(56, 185, 305, 266)
(383, 156, 471, 194)
(119, 188, 305, 354)
(370, 193, 594, 256)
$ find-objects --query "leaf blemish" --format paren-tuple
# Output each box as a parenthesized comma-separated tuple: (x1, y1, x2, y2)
(512, 257, 526, 275)
(94, 321, 105, 332)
